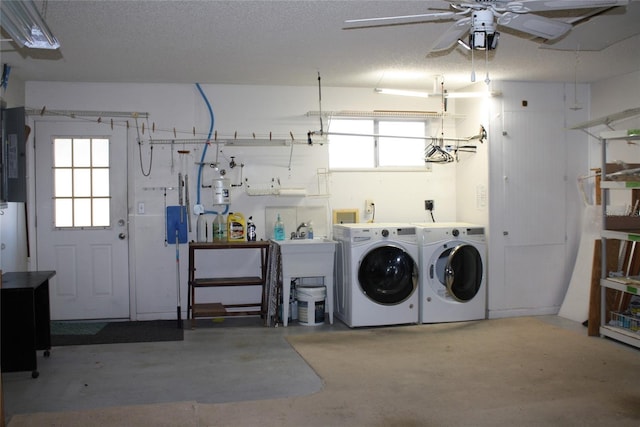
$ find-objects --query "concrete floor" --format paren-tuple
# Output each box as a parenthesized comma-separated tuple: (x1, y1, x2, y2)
(3, 315, 633, 426)
(2, 316, 349, 422)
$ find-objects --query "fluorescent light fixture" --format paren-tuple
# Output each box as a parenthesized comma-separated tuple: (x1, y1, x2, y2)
(446, 91, 501, 98)
(374, 88, 431, 98)
(0, 0, 60, 49)
(375, 88, 501, 99)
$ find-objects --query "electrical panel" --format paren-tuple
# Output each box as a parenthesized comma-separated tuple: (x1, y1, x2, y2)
(1, 107, 27, 203)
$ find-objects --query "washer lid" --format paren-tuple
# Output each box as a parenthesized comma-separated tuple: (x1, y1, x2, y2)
(444, 244, 483, 302)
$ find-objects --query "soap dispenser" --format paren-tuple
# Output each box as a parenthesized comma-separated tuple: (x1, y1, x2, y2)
(307, 221, 314, 239)
(274, 214, 285, 241)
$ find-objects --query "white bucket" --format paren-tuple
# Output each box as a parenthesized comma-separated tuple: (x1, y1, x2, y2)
(297, 286, 326, 326)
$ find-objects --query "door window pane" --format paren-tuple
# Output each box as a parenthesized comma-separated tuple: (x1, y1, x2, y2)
(73, 138, 91, 167)
(55, 199, 73, 227)
(73, 169, 91, 197)
(93, 198, 110, 227)
(92, 169, 110, 197)
(54, 169, 72, 197)
(73, 199, 91, 227)
(92, 139, 109, 167)
(54, 138, 72, 167)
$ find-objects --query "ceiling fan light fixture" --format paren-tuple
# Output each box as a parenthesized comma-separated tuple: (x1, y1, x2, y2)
(0, 0, 60, 49)
(469, 31, 499, 50)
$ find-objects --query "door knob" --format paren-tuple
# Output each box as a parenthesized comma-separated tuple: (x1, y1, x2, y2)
(118, 233, 126, 240)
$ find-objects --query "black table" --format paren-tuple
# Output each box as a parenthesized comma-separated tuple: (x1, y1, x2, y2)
(1, 271, 55, 378)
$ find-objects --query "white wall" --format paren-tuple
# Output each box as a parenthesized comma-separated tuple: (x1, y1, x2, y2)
(22, 76, 629, 321)
(25, 82, 470, 319)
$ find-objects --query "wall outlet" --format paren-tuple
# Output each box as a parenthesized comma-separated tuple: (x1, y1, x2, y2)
(365, 199, 374, 214)
(425, 200, 434, 211)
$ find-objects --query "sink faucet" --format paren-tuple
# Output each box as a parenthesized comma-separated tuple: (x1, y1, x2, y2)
(291, 222, 308, 239)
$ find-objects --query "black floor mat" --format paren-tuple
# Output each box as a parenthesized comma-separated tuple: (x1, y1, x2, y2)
(51, 320, 184, 346)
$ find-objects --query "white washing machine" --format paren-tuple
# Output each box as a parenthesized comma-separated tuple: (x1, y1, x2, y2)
(413, 222, 487, 323)
(333, 223, 419, 328)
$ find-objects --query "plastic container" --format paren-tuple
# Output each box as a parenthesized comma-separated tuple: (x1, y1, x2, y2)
(196, 213, 207, 242)
(307, 221, 314, 239)
(227, 212, 246, 241)
(274, 214, 285, 241)
(213, 213, 226, 241)
(297, 286, 326, 326)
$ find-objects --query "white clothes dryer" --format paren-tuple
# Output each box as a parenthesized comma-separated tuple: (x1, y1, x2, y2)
(333, 223, 419, 327)
(413, 222, 487, 323)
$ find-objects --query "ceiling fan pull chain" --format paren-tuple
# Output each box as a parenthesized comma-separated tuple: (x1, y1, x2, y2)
(470, 48, 476, 82)
(485, 47, 491, 85)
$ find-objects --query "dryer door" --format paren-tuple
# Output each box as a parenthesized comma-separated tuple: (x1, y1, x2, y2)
(438, 244, 483, 302)
(358, 245, 418, 305)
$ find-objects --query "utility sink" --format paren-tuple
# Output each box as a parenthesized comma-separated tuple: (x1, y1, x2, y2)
(274, 238, 337, 326)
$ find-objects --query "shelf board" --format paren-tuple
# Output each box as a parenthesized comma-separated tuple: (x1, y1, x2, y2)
(600, 181, 640, 189)
(601, 278, 640, 294)
(600, 129, 640, 141)
(191, 302, 262, 318)
(600, 325, 640, 348)
(601, 230, 640, 241)
(192, 303, 228, 317)
(191, 276, 264, 287)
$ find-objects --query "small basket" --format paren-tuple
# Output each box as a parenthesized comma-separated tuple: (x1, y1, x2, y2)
(609, 312, 640, 333)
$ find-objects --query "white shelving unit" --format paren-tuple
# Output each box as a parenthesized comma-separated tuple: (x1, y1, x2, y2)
(599, 129, 640, 348)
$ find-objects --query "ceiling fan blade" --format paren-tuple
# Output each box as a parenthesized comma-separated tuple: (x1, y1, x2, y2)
(498, 12, 572, 39)
(505, 0, 629, 13)
(540, 0, 640, 51)
(430, 17, 471, 52)
(344, 11, 456, 29)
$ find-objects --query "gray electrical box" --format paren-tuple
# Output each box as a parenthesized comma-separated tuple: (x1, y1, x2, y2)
(1, 106, 27, 203)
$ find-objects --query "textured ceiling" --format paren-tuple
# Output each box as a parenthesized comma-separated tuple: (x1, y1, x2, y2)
(1, 0, 639, 92)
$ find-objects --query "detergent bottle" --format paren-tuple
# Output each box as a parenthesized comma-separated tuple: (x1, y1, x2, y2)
(227, 212, 246, 241)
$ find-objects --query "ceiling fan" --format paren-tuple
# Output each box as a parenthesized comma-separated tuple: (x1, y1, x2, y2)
(344, 0, 630, 53)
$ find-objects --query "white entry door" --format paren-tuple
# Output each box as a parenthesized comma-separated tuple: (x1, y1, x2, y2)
(35, 120, 130, 320)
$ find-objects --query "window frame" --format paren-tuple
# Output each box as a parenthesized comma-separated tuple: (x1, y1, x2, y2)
(52, 136, 112, 229)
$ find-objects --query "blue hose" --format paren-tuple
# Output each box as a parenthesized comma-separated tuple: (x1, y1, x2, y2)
(195, 82, 214, 206)
(195, 83, 228, 216)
